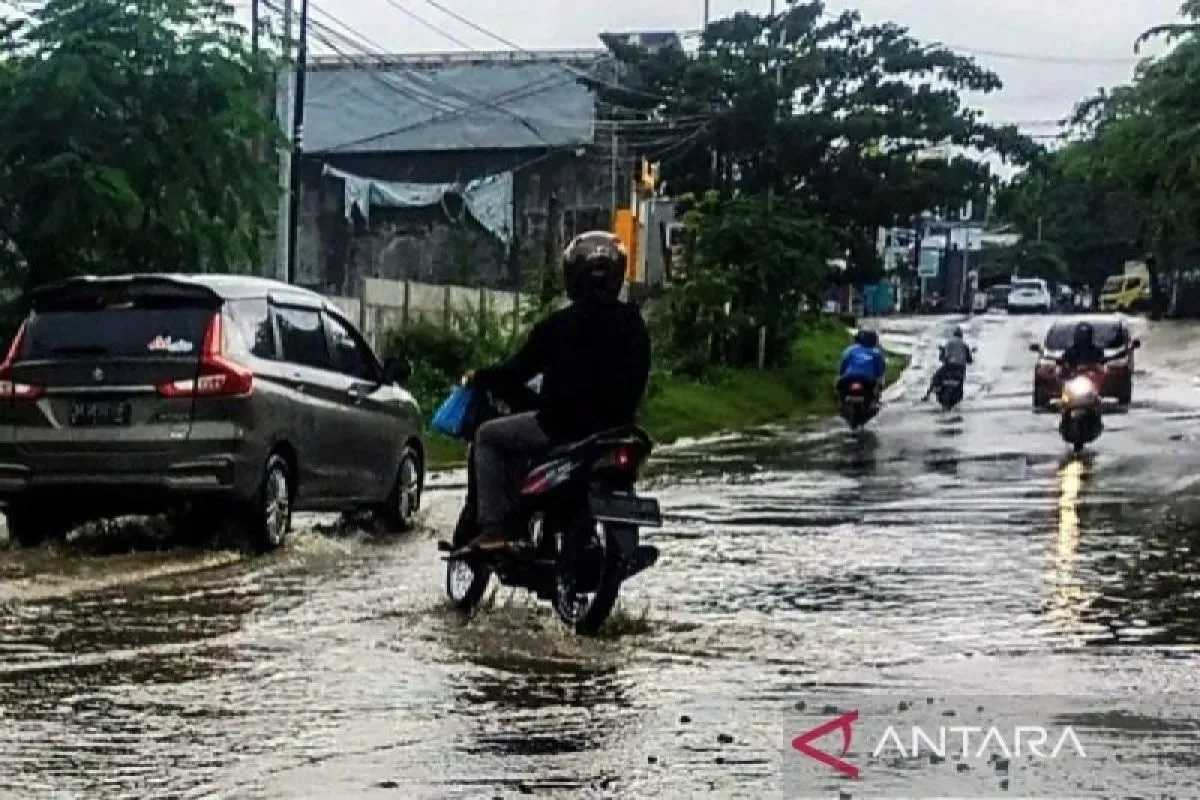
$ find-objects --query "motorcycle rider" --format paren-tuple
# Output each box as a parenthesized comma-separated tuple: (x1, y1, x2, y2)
(837, 329, 887, 401)
(923, 326, 973, 401)
(462, 231, 651, 552)
(1060, 321, 1105, 370)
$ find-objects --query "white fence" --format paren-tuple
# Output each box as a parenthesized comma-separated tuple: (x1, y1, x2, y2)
(330, 277, 521, 349)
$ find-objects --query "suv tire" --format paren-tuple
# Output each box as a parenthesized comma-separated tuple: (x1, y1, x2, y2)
(247, 454, 292, 552)
(379, 446, 422, 532)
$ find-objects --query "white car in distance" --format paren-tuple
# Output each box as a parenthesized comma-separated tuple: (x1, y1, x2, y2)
(1007, 278, 1053, 314)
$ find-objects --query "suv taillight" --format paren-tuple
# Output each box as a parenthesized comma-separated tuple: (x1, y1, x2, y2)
(157, 312, 253, 398)
(0, 321, 43, 401)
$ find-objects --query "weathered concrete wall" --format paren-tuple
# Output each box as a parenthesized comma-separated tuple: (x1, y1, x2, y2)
(329, 277, 520, 349)
(297, 148, 623, 296)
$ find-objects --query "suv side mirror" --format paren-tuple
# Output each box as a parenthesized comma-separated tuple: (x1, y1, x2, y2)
(1132, 338, 1142, 350)
(382, 357, 412, 385)
(1029, 343, 1043, 355)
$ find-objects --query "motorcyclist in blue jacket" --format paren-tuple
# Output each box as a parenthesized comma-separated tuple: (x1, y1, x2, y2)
(837, 330, 887, 399)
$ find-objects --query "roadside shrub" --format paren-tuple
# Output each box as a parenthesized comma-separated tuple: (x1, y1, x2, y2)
(380, 305, 522, 421)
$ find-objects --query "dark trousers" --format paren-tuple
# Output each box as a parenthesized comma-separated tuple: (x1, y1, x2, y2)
(474, 412, 552, 531)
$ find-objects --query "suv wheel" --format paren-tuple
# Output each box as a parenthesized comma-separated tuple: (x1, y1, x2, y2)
(379, 446, 422, 532)
(248, 454, 292, 552)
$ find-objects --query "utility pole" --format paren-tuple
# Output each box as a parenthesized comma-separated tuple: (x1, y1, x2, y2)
(962, 228, 971, 312)
(251, 0, 260, 57)
(286, 0, 310, 285)
(610, 127, 618, 224)
(766, 1, 778, 213)
(703, 0, 709, 29)
(275, 0, 295, 282)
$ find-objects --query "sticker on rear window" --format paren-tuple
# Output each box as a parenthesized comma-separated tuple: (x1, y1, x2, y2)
(147, 335, 195, 354)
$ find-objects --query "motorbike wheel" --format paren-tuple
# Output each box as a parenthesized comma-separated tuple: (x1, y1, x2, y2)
(553, 517, 623, 636)
(445, 504, 491, 613)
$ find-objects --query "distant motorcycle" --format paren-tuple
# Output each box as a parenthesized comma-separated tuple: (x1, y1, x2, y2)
(440, 389, 662, 635)
(838, 380, 879, 430)
(936, 372, 965, 411)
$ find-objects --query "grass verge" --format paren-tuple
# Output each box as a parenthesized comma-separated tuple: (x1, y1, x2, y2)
(425, 319, 908, 469)
(642, 319, 907, 445)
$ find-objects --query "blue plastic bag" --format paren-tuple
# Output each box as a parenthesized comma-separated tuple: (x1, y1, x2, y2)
(432, 385, 476, 439)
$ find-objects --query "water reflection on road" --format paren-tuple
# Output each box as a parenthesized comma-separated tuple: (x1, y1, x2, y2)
(1, 314, 1199, 797)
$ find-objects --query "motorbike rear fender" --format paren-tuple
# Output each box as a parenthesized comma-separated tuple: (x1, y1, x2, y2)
(605, 522, 639, 557)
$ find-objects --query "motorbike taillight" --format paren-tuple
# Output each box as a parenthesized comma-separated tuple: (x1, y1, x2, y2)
(596, 443, 645, 475)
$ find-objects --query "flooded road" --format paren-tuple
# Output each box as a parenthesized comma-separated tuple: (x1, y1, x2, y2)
(2, 313, 1200, 798)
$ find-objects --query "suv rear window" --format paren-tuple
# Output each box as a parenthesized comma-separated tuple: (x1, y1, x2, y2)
(1045, 323, 1127, 350)
(21, 307, 212, 360)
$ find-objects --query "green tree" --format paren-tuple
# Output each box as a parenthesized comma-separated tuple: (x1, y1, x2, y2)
(1057, 1, 1200, 311)
(995, 145, 1144, 295)
(0, 0, 276, 292)
(660, 192, 834, 370)
(605, 1, 1034, 279)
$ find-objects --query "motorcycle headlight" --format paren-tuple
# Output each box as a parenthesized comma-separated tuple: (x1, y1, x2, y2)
(1065, 376, 1095, 398)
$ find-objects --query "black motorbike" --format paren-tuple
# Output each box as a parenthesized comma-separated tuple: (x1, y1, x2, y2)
(936, 367, 965, 411)
(838, 380, 879, 430)
(440, 391, 662, 635)
(1046, 363, 1107, 455)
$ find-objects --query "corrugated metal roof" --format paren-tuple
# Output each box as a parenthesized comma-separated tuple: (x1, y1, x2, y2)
(304, 59, 599, 154)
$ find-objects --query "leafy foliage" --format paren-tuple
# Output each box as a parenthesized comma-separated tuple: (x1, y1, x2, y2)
(656, 192, 834, 370)
(605, 1, 1033, 281)
(1000, 0, 1200, 307)
(380, 306, 519, 423)
(0, 0, 277, 291)
(995, 147, 1144, 292)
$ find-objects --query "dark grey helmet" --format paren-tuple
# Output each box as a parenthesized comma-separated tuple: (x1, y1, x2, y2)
(562, 231, 627, 304)
(1073, 322, 1094, 348)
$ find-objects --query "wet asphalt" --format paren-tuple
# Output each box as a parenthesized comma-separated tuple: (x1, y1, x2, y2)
(1, 313, 1200, 798)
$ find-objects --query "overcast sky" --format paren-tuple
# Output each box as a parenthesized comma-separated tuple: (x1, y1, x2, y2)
(295, 0, 1184, 136)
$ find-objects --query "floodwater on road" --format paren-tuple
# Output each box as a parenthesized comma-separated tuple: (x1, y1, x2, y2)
(1, 313, 1200, 798)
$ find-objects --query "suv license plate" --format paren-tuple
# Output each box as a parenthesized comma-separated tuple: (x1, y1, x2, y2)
(590, 493, 662, 528)
(70, 401, 132, 427)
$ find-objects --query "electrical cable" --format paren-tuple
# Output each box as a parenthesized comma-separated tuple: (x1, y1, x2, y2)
(418, 0, 673, 103)
(375, 0, 475, 51)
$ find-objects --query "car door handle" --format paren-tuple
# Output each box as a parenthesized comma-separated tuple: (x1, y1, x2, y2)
(347, 384, 368, 403)
(291, 373, 306, 393)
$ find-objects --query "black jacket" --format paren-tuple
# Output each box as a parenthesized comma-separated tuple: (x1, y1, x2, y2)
(1061, 342, 1106, 370)
(473, 300, 651, 440)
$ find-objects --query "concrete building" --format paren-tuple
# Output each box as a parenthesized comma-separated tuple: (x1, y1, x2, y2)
(291, 50, 626, 296)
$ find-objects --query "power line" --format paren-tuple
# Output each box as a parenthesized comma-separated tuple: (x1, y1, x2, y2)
(321, 70, 581, 152)
(278, 4, 567, 150)
(308, 0, 563, 143)
(309, 0, 390, 53)
(375, 0, 475, 51)
(418, 0, 673, 103)
(263, 0, 460, 113)
(942, 42, 1137, 66)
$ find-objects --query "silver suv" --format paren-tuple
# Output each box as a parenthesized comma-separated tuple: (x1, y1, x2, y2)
(0, 274, 424, 550)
